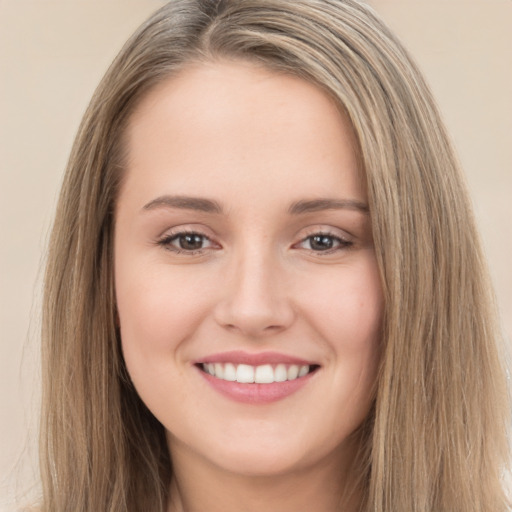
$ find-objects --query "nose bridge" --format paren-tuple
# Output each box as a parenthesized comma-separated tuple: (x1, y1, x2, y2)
(214, 241, 294, 336)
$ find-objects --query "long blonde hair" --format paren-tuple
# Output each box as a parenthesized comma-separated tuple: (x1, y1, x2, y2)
(40, 1, 510, 510)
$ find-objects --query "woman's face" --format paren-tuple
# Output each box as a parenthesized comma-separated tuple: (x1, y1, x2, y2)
(115, 61, 383, 477)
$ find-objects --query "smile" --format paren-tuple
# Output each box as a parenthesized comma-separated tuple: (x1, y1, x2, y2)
(195, 351, 320, 404)
(200, 362, 314, 383)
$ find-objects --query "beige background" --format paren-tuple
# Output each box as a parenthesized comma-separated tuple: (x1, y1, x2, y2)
(1, 0, 510, 509)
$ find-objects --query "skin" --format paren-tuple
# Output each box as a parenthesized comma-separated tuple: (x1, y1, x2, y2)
(115, 60, 383, 512)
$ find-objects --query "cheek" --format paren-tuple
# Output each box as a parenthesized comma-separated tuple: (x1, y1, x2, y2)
(115, 261, 213, 365)
(114, 262, 217, 420)
(301, 256, 383, 352)
(330, 268, 383, 390)
(324, 288, 382, 341)
(297, 256, 383, 410)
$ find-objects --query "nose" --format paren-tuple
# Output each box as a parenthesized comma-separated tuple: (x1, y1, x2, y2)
(213, 249, 295, 338)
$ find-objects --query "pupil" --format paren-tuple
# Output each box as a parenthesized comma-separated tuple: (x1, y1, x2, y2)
(180, 234, 203, 250)
(311, 235, 333, 250)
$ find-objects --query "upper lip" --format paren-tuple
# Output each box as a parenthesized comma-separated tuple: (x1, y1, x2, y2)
(195, 350, 318, 366)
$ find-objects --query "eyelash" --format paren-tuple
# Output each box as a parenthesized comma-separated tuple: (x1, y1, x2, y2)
(295, 232, 353, 254)
(156, 230, 353, 256)
(156, 230, 216, 255)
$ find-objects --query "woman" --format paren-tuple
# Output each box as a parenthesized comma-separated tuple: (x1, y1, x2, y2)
(39, 0, 510, 510)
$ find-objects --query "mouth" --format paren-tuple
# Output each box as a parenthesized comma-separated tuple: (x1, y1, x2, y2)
(196, 362, 320, 384)
(193, 351, 320, 404)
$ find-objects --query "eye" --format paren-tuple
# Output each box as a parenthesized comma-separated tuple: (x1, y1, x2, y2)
(157, 231, 216, 254)
(297, 232, 353, 253)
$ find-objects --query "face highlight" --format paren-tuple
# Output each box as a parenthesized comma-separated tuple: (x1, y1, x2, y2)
(114, 60, 383, 479)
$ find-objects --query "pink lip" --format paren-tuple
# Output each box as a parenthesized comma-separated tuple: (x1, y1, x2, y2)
(195, 350, 316, 366)
(194, 351, 320, 404)
(197, 368, 317, 404)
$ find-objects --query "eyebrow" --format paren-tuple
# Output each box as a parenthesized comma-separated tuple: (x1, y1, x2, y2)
(288, 198, 369, 215)
(142, 195, 223, 214)
(141, 195, 369, 215)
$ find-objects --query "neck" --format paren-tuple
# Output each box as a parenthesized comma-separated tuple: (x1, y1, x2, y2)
(166, 438, 364, 512)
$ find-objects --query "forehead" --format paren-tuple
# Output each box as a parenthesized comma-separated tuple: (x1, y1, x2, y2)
(122, 59, 365, 206)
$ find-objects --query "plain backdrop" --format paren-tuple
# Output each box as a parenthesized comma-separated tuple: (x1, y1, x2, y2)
(1, 0, 511, 509)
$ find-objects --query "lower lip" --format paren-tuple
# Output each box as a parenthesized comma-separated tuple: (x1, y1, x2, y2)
(197, 367, 316, 404)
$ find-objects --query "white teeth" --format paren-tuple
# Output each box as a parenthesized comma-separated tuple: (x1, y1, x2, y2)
(275, 364, 288, 382)
(214, 363, 224, 379)
(236, 364, 255, 383)
(223, 362, 236, 381)
(287, 365, 299, 380)
(255, 364, 274, 384)
(298, 365, 309, 377)
(201, 362, 314, 383)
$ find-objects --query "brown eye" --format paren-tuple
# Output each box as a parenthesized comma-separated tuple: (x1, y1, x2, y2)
(177, 233, 205, 250)
(297, 232, 353, 253)
(157, 231, 216, 253)
(309, 235, 335, 251)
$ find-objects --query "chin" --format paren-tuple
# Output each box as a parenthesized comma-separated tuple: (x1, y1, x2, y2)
(197, 429, 339, 478)
(211, 448, 309, 477)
